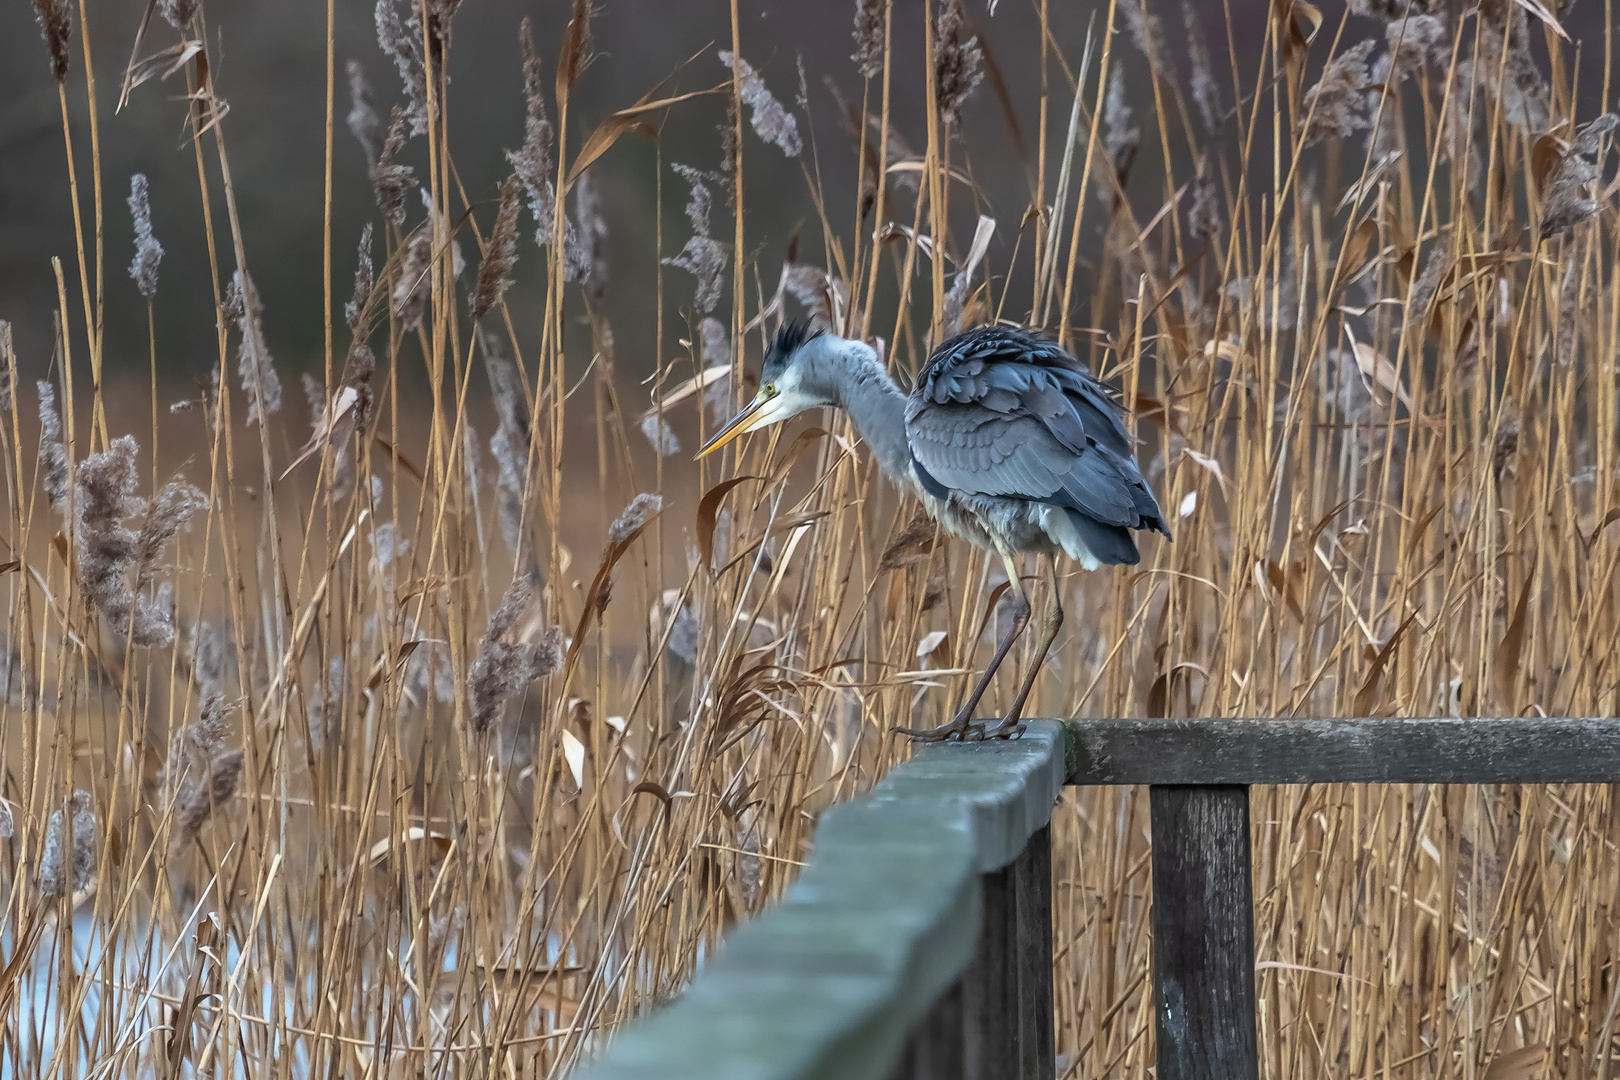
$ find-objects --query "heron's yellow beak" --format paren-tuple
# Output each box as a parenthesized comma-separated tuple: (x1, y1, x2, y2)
(695, 388, 781, 459)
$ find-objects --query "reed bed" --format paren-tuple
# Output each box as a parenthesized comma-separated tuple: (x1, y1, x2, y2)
(2, 0, 1618, 1076)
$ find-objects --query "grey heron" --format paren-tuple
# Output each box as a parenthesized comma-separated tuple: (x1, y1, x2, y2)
(698, 321, 1169, 740)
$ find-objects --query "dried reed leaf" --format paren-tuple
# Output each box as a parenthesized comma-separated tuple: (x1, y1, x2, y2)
(1339, 217, 1380, 285)
(1403, 503, 1443, 557)
(1511, 0, 1568, 40)
(660, 363, 731, 416)
(915, 630, 948, 659)
(880, 511, 939, 572)
(1349, 337, 1412, 410)
(1481, 1044, 1546, 1080)
(560, 728, 587, 789)
(1531, 132, 1565, 191)
(764, 427, 836, 488)
(698, 476, 757, 569)
(566, 86, 724, 192)
(967, 579, 1015, 650)
(1261, 560, 1306, 623)
(942, 215, 995, 335)
(1291, 0, 1323, 43)
(1149, 662, 1210, 719)
(556, 0, 593, 92)
(367, 826, 452, 863)
(565, 510, 663, 674)
(631, 781, 675, 818)
(1584, 508, 1620, 552)
(1493, 397, 1520, 487)
(1492, 574, 1534, 708)
(1353, 613, 1417, 717)
(1182, 449, 1227, 496)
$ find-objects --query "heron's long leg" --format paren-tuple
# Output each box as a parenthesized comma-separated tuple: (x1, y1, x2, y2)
(897, 550, 1031, 743)
(986, 556, 1065, 740)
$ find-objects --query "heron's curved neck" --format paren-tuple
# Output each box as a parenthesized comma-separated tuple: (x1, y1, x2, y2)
(829, 345, 914, 493)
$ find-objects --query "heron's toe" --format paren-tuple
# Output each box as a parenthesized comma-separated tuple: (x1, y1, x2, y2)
(893, 717, 981, 743)
(986, 717, 1027, 740)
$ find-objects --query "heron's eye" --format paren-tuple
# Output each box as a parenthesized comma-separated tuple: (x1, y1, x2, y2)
(762, 383, 776, 396)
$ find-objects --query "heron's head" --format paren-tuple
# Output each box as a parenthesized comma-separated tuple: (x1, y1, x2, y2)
(697, 320, 875, 458)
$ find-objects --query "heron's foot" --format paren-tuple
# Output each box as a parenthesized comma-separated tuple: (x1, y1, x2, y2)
(893, 713, 985, 743)
(983, 714, 1027, 740)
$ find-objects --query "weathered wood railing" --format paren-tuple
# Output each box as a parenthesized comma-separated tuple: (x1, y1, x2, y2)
(575, 718, 1620, 1080)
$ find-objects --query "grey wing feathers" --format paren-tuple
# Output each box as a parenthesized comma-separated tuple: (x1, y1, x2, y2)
(906, 326, 1170, 561)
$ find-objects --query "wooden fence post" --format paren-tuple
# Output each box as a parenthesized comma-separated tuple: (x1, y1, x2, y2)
(893, 826, 1057, 1080)
(1149, 785, 1258, 1080)
(962, 854, 1017, 1076)
(1014, 826, 1055, 1079)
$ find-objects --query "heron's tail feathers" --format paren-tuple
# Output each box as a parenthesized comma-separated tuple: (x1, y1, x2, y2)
(1061, 513, 1141, 567)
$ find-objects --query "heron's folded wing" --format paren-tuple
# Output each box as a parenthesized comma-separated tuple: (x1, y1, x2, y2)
(906, 400, 1073, 503)
(907, 385, 1162, 530)
(909, 326, 1168, 535)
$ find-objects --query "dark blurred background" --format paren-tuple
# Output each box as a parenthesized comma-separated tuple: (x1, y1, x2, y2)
(0, 0, 1608, 393)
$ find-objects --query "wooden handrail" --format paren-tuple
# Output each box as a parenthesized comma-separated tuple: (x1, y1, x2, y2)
(1066, 717, 1620, 785)
(1068, 716, 1620, 1080)
(574, 717, 1620, 1079)
(573, 722, 1066, 1080)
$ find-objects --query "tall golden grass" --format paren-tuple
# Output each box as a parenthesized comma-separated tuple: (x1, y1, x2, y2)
(2, 0, 1618, 1076)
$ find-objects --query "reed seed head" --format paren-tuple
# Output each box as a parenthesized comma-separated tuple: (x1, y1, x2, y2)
(0, 322, 12, 413)
(373, 108, 417, 228)
(474, 176, 522, 322)
(664, 165, 726, 315)
(347, 224, 376, 334)
(933, 0, 984, 128)
(469, 576, 565, 733)
(720, 52, 802, 158)
(393, 229, 433, 330)
(36, 791, 95, 900)
(37, 381, 69, 511)
(346, 60, 383, 174)
(160, 0, 199, 31)
(852, 0, 885, 79)
(127, 174, 164, 301)
(1184, 3, 1220, 132)
(640, 413, 679, 456)
(375, 0, 429, 137)
(32, 0, 72, 82)
(230, 271, 283, 425)
(609, 492, 662, 547)
(1303, 40, 1376, 145)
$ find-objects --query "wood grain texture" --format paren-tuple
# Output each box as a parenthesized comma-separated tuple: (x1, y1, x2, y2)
(1149, 785, 1259, 1080)
(1068, 718, 1620, 785)
(892, 828, 1057, 1080)
(575, 722, 1065, 1080)
(1014, 827, 1055, 1080)
(890, 980, 965, 1080)
(963, 857, 1018, 1078)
